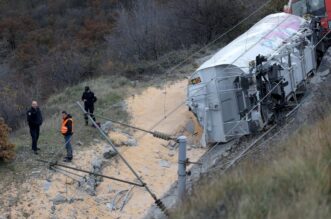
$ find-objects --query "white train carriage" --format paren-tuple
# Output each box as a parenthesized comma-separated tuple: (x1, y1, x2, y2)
(187, 13, 316, 146)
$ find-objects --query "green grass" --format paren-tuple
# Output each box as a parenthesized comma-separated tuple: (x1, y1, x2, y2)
(171, 114, 331, 219)
(12, 76, 130, 149)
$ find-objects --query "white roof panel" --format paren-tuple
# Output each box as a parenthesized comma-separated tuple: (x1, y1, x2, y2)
(197, 13, 306, 73)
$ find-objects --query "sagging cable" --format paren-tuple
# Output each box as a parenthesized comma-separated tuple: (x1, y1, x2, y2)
(90, 113, 175, 141)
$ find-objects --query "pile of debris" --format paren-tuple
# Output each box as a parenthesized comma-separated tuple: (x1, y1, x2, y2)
(78, 144, 117, 196)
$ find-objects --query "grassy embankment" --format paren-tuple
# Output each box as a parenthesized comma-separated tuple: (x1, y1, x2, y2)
(172, 111, 331, 218)
(0, 76, 131, 189)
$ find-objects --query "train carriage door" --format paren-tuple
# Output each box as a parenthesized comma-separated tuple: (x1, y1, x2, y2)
(204, 78, 226, 143)
(215, 66, 250, 140)
(201, 68, 226, 142)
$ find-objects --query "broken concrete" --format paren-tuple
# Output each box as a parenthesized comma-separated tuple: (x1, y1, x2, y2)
(125, 138, 137, 146)
(78, 156, 105, 196)
(43, 180, 52, 192)
(52, 193, 67, 205)
(159, 160, 171, 168)
(101, 121, 113, 134)
(103, 148, 117, 159)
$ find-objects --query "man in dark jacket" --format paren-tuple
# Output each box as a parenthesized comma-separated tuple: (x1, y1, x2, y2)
(27, 101, 43, 154)
(61, 111, 73, 162)
(81, 86, 97, 126)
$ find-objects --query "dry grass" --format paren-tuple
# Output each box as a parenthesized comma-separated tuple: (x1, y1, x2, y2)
(171, 114, 331, 219)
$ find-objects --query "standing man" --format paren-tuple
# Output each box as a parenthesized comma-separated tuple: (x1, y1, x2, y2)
(61, 111, 73, 162)
(27, 101, 43, 155)
(81, 86, 97, 126)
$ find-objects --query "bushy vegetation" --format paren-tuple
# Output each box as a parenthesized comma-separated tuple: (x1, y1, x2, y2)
(0, 118, 15, 161)
(0, 0, 118, 128)
(0, 0, 287, 129)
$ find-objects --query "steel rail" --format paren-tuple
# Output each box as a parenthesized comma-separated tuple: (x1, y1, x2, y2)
(207, 102, 301, 174)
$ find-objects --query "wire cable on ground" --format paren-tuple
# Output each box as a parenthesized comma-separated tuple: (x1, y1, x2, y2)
(76, 102, 169, 216)
(37, 159, 145, 187)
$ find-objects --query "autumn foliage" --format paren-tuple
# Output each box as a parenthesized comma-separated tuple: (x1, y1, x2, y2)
(0, 118, 15, 161)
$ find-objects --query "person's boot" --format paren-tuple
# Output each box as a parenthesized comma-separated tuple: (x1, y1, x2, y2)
(33, 150, 38, 155)
(85, 121, 88, 126)
(63, 157, 72, 162)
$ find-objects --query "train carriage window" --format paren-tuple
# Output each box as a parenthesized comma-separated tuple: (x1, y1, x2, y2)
(292, 0, 308, 17)
(307, 0, 326, 17)
(292, 0, 326, 17)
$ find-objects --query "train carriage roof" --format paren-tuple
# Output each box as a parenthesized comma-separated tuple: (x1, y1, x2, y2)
(197, 13, 306, 74)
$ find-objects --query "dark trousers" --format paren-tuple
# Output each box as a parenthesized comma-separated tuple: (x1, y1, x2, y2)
(29, 126, 40, 151)
(84, 104, 95, 124)
(64, 135, 73, 159)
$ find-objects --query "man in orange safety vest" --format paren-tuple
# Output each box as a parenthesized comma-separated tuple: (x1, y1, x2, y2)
(61, 111, 73, 162)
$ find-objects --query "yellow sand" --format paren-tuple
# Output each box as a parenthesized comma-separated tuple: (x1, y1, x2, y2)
(109, 131, 130, 146)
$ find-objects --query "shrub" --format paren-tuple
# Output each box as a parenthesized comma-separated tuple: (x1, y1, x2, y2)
(0, 118, 15, 161)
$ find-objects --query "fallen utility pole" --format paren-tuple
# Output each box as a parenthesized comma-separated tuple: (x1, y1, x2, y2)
(92, 112, 175, 141)
(177, 136, 187, 202)
(77, 102, 169, 216)
(37, 159, 144, 187)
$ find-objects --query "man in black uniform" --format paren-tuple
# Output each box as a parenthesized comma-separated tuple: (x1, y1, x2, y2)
(81, 86, 97, 126)
(27, 101, 43, 154)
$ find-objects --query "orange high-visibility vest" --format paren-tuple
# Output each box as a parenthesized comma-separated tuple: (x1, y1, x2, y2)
(61, 118, 73, 134)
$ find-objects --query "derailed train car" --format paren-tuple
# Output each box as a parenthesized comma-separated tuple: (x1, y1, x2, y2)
(187, 13, 316, 145)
